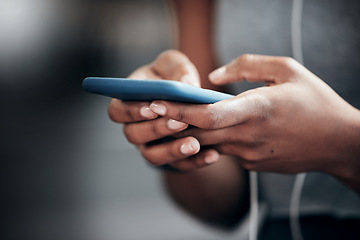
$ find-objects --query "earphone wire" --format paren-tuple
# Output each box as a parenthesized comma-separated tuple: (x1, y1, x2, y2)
(290, 0, 306, 240)
(248, 1, 306, 239)
(249, 171, 258, 240)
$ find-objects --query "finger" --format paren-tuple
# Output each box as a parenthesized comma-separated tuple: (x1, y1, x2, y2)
(209, 54, 302, 85)
(150, 92, 272, 129)
(173, 125, 259, 147)
(128, 65, 161, 80)
(214, 143, 264, 170)
(124, 118, 188, 145)
(169, 149, 220, 171)
(139, 137, 200, 166)
(151, 50, 200, 87)
(108, 99, 158, 123)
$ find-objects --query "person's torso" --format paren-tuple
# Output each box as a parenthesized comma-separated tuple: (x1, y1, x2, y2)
(215, 0, 360, 219)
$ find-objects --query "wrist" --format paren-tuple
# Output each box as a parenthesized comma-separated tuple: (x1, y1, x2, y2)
(326, 106, 360, 191)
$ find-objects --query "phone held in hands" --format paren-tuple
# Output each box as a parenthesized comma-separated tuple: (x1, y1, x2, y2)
(82, 77, 234, 104)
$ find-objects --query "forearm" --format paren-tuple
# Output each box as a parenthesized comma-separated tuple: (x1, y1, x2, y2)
(162, 155, 249, 229)
(171, 0, 220, 90)
(327, 106, 360, 193)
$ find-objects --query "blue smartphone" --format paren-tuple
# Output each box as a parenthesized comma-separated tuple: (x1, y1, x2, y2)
(82, 77, 234, 104)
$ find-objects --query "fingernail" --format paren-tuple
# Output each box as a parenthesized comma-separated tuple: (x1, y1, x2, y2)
(204, 151, 219, 164)
(180, 138, 199, 155)
(167, 119, 187, 130)
(209, 67, 226, 82)
(150, 102, 167, 115)
(140, 106, 158, 118)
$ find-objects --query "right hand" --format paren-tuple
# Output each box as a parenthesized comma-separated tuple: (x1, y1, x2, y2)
(108, 50, 220, 171)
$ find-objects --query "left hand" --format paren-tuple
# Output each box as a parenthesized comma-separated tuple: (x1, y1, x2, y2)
(108, 50, 221, 171)
(149, 54, 360, 178)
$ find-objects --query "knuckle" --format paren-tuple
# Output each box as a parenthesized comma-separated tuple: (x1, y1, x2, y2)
(170, 145, 182, 159)
(158, 49, 184, 61)
(124, 105, 136, 122)
(108, 108, 118, 122)
(200, 105, 221, 129)
(146, 157, 159, 166)
(174, 106, 187, 123)
(234, 55, 250, 80)
(203, 113, 218, 129)
(237, 54, 254, 64)
(151, 122, 164, 139)
(279, 56, 299, 71)
(175, 65, 189, 77)
(108, 100, 121, 122)
(141, 150, 158, 166)
(240, 150, 262, 170)
(281, 56, 296, 65)
(123, 125, 140, 144)
(246, 93, 273, 122)
(109, 100, 137, 122)
(235, 54, 256, 70)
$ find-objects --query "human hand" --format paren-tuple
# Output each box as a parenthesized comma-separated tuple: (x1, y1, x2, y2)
(149, 54, 360, 178)
(108, 50, 220, 171)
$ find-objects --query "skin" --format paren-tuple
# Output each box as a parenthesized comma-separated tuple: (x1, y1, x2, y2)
(171, 0, 218, 90)
(108, 0, 360, 229)
(108, 50, 249, 228)
(149, 54, 360, 192)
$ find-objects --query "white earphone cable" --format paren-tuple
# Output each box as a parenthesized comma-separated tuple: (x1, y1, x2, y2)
(248, 1, 305, 240)
(249, 171, 258, 240)
(290, 173, 306, 240)
(290, 0, 306, 240)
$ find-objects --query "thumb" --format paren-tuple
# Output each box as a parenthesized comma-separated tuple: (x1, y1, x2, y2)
(152, 50, 200, 87)
(209, 54, 299, 86)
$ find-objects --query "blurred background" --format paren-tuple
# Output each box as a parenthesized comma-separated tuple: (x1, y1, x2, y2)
(1, 0, 244, 239)
(3, 0, 360, 239)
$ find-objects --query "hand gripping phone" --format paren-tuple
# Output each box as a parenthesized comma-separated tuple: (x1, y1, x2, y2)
(82, 77, 234, 104)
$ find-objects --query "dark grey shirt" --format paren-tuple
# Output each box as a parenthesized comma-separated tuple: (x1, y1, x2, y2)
(216, 0, 360, 219)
